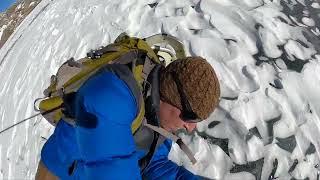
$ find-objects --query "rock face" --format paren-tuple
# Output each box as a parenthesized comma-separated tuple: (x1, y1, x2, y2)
(0, 0, 41, 49)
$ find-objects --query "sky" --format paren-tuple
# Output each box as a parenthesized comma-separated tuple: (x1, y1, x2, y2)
(0, 0, 16, 13)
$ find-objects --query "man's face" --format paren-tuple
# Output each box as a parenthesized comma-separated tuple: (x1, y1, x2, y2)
(159, 100, 197, 133)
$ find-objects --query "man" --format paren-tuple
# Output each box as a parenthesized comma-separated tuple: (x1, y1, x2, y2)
(36, 57, 220, 179)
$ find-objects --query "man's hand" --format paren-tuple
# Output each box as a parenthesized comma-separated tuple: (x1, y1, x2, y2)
(35, 160, 58, 180)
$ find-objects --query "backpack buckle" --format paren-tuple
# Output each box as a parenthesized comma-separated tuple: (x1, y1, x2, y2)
(87, 50, 103, 59)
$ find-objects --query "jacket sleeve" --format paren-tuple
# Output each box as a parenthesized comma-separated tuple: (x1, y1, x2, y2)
(41, 70, 141, 180)
(40, 119, 81, 179)
(142, 139, 201, 180)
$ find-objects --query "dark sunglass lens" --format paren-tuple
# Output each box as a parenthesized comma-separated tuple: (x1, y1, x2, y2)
(182, 112, 197, 120)
(180, 113, 201, 123)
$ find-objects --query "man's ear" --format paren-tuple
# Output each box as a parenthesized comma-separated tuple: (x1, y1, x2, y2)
(160, 100, 180, 117)
(171, 103, 182, 117)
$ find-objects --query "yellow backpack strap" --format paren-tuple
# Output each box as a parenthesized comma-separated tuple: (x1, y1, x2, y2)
(114, 35, 160, 64)
(131, 98, 145, 133)
(38, 34, 161, 129)
(60, 37, 159, 95)
(38, 96, 63, 126)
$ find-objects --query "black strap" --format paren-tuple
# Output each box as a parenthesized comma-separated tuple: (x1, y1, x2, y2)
(61, 92, 77, 119)
(144, 64, 163, 126)
(138, 64, 164, 171)
(68, 160, 77, 176)
(136, 50, 147, 66)
(138, 131, 159, 171)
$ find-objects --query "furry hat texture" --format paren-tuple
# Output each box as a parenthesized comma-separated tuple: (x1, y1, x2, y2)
(160, 57, 220, 120)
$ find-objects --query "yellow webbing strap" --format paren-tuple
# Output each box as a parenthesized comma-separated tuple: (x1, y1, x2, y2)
(39, 36, 160, 131)
(63, 51, 124, 91)
(137, 39, 160, 64)
(131, 98, 145, 133)
(132, 65, 144, 86)
(38, 97, 63, 123)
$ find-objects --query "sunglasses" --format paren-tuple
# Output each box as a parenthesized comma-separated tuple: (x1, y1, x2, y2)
(170, 71, 202, 123)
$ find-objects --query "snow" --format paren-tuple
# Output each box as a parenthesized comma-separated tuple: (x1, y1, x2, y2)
(311, 2, 320, 9)
(0, 25, 7, 39)
(16, 3, 23, 11)
(29, 2, 36, 7)
(302, 17, 316, 27)
(284, 39, 316, 60)
(0, 0, 319, 179)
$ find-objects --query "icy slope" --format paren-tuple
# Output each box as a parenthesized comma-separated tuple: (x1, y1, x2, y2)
(0, 0, 319, 179)
(0, 0, 42, 48)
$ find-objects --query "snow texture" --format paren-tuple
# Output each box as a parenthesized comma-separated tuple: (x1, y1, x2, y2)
(0, 25, 7, 39)
(0, 0, 319, 179)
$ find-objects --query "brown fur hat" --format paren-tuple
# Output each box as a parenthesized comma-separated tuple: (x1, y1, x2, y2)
(159, 57, 220, 120)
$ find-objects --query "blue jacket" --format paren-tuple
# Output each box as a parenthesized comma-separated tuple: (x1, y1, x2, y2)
(41, 71, 200, 180)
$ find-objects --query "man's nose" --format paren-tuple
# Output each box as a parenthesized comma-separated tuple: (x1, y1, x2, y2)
(184, 122, 197, 133)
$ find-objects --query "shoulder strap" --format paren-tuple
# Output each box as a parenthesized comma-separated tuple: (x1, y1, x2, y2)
(143, 64, 163, 126)
(144, 123, 197, 164)
(137, 64, 163, 170)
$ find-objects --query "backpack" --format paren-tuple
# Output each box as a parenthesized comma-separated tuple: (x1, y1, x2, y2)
(34, 33, 186, 133)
